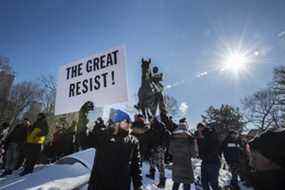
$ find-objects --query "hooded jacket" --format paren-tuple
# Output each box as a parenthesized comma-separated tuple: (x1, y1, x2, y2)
(88, 127, 142, 190)
(5, 123, 27, 144)
(169, 130, 195, 184)
(27, 119, 49, 144)
(144, 119, 170, 149)
(197, 128, 221, 164)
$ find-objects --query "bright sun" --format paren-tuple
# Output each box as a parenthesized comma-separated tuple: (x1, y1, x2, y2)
(214, 39, 262, 79)
(221, 50, 249, 74)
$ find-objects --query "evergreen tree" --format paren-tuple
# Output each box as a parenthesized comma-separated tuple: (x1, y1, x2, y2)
(202, 104, 245, 141)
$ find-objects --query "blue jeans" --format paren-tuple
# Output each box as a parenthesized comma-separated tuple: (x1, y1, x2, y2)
(172, 182, 191, 190)
(201, 162, 221, 190)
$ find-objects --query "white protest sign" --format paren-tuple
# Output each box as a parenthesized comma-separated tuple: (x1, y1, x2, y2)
(55, 46, 128, 115)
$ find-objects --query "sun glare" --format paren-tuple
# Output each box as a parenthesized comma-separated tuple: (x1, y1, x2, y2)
(214, 37, 263, 80)
(221, 51, 249, 74)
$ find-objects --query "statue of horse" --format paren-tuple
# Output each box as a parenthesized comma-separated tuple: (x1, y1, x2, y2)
(136, 58, 167, 120)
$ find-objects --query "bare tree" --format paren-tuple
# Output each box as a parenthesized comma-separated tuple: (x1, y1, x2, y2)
(7, 81, 43, 125)
(39, 74, 57, 114)
(242, 87, 282, 131)
(0, 56, 13, 74)
(39, 74, 79, 137)
(0, 57, 15, 123)
(273, 66, 285, 105)
(22, 101, 43, 123)
(165, 95, 179, 118)
(273, 66, 285, 126)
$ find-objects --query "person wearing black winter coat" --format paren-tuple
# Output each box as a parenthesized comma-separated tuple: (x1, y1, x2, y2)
(5, 124, 28, 144)
(144, 118, 170, 149)
(88, 118, 143, 190)
(221, 131, 242, 189)
(20, 113, 49, 176)
(169, 120, 195, 190)
(196, 123, 221, 190)
(87, 117, 106, 148)
(1, 119, 30, 177)
(145, 118, 170, 188)
(131, 115, 148, 161)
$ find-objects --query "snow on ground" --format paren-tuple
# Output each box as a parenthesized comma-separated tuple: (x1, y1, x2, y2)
(0, 149, 95, 190)
(0, 165, 90, 190)
(0, 149, 253, 190)
(142, 161, 196, 190)
(141, 159, 252, 190)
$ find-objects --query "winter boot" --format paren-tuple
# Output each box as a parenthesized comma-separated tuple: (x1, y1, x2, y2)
(157, 177, 166, 188)
(19, 169, 32, 177)
(0, 170, 12, 177)
(145, 168, 155, 180)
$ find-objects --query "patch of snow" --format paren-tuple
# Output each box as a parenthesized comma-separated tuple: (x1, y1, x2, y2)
(0, 149, 95, 190)
(0, 149, 254, 190)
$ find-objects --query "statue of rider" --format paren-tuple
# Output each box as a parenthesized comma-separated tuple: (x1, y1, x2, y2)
(136, 58, 168, 120)
(151, 66, 167, 117)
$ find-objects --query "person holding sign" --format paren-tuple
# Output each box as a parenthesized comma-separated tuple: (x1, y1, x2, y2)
(88, 110, 143, 190)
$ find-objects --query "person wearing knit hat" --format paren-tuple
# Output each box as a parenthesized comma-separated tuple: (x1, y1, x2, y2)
(133, 114, 146, 129)
(196, 122, 221, 190)
(248, 128, 285, 190)
(145, 117, 170, 188)
(169, 118, 195, 190)
(179, 118, 188, 128)
(179, 117, 187, 123)
(172, 117, 189, 135)
(88, 109, 143, 190)
(132, 114, 148, 161)
(110, 109, 131, 123)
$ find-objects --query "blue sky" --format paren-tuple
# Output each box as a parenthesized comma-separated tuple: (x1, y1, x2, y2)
(1, 0, 285, 126)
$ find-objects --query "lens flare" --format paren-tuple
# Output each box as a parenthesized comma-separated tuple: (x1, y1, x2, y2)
(221, 51, 249, 74)
(215, 42, 259, 80)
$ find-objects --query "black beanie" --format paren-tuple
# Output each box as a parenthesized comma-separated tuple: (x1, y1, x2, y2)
(249, 128, 285, 169)
(179, 118, 187, 123)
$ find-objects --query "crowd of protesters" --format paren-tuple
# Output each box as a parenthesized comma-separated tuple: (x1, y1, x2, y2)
(0, 111, 284, 190)
(0, 113, 49, 176)
(86, 111, 285, 190)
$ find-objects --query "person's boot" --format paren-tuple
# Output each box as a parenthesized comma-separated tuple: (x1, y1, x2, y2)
(145, 168, 155, 180)
(0, 170, 12, 177)
(157, 177, 166, 188)
(19, 169, 32, 177)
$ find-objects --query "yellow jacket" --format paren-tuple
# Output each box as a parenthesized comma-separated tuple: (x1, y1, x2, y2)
(27, 128, 46, 144)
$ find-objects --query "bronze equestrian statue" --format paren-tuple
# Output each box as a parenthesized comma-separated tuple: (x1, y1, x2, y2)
(135, 58, 167, 120)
